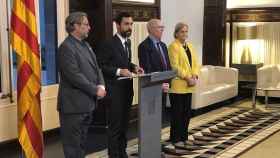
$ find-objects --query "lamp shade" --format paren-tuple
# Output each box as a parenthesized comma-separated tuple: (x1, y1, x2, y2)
(237, 26, 257, 40)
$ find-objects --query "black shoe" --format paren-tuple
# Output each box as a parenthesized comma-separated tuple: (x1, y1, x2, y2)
(120, 152, 128, 158)
(173, 141, 185, 148)
(109, 153, 120, 158)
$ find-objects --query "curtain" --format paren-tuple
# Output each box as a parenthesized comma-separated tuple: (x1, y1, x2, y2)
(0, 0, 12, 95)
(258, 22, 280, 65)
(232, 25, 239, 64)
(56, 0, 69, 45)
(232, 22, 280, 65)
(130, 22, 148, 104)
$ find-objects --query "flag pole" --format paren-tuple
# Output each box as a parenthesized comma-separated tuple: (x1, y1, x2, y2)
(5, 0, 14, 103)
(7, 0, 23, 157)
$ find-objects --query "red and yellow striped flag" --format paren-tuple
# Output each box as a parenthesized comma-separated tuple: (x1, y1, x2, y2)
(10, 0, 44, 157)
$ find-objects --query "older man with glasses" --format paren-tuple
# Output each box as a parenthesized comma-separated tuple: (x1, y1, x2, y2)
(138, 18, 172, 134)
(57, 12, 106, 158)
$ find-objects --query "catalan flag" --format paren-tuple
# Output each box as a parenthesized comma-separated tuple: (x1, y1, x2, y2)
(10, 0, 44, 157)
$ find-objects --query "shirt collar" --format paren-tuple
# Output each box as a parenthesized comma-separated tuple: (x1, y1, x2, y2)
(69, 34, 86, 45)
(149, 35, 160, 45)
(116, 33, 127, 45)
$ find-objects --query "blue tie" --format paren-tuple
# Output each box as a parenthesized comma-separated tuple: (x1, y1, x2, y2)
(156, 42, 167, 70)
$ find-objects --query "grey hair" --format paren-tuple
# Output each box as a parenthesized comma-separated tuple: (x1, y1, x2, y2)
(65, 12, 88, 33)
(174, 22, 188, 38)
(146, 19, 161, 33)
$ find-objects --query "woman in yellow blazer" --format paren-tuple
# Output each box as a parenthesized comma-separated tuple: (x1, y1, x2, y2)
(168, 22, 200, 146)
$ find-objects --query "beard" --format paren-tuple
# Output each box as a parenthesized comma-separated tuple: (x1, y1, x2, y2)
(80, 33, 89, 40)
(120, 29, 132, 38)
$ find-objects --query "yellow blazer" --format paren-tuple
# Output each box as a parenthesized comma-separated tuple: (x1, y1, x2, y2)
(168, 39, 200, 94)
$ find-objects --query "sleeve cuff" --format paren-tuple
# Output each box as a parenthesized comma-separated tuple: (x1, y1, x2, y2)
(97, 85, 106, 90)
(116, 68, 121, 76)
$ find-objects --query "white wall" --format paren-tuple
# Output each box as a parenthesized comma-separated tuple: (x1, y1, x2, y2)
(0, 85, 59, 142)
(161, 0, 204, 64)
(227, 0, 280, 8)
(161, 0, 280, 64)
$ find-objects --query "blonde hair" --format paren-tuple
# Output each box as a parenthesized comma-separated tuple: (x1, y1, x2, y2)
(173, 22, 188, 38)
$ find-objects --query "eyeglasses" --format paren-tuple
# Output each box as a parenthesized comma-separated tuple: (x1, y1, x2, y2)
(74, 22, 89, 26)
(80, 23, 89, 26)
(154, 25, 165, 29)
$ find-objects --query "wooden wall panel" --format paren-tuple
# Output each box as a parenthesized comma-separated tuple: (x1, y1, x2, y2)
(203, 0, 226, 66)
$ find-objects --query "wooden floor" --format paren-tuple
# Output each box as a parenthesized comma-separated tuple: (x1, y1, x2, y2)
(239, 123, 280, 158)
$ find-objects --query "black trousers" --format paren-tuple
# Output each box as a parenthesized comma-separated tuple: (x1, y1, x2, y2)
(169, 93, 192, 143)
(107, 83, 133, 158)
(59, 112, 92, 158)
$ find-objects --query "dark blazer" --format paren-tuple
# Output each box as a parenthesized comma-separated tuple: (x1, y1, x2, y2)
(138, 37, 171, 73)
(96, 35, 136, 86)
(57, 35, 104, 114)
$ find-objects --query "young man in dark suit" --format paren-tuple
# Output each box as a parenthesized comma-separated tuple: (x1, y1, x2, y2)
(96, 12, 143, 158)
(57, 12, 106, 158)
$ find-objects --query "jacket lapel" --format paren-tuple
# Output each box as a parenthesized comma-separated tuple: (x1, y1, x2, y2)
(147, 37, 158, 54)
(113, 35, 129, 61)
(84, 42, 98, 67)
(178, 41, 192, 70)
(148, 37, 171, 70)
(161, 42, 171, 70)
(185, 43, 193, 70)
(69, 37, 97, 69)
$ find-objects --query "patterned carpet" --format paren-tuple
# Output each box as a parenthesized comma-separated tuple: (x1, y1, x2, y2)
(161, 109, 280, 158)
(88, 103, 280, 158)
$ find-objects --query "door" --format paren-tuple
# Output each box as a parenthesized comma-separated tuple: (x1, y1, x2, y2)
(203, 0, 227, 66)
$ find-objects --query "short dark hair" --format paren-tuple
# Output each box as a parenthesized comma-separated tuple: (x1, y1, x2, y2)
(65, 12, 88, 33)
(114, 12, 132, 25)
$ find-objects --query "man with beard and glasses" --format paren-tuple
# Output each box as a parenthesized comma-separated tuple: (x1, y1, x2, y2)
(96, 12, 144, 158)
(57, 12, 106, 158)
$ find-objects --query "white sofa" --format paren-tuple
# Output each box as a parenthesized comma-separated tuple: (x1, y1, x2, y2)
(191, 65, 238, 109)
(257, 65, 280, 97)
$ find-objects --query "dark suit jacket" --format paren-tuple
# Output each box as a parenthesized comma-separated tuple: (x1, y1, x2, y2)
(96, 35, 136, 85)
(138, 37, 171, 73)
(57, 35, 104, 114)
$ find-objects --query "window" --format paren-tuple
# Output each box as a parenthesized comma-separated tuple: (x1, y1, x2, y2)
(39, 0, 58, 85)
(12, 0, 58, 88)
(0, 0, 59, 102)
